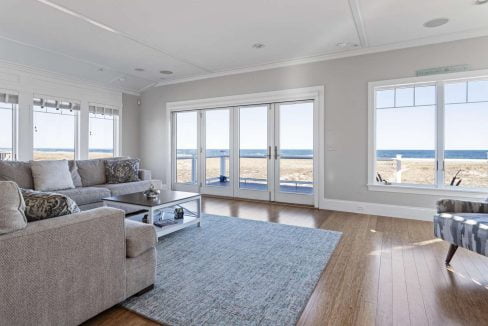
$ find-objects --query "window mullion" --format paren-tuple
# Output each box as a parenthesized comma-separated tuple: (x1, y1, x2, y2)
(435, 81, 445, 188)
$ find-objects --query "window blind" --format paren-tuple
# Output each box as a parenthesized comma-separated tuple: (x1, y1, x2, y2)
(0, 91, 19, 104)
(88, 105, 119, 117)
(33, 97, 81, 111)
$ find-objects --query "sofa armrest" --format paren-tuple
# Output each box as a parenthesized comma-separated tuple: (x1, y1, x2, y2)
(437, 199, 488, 214)
(0, 208, 127, 325)
(138, 169, 152, 181)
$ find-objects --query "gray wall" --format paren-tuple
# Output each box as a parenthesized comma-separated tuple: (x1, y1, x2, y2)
(122, 93, 141, 159)
(140, 37, 488, 209)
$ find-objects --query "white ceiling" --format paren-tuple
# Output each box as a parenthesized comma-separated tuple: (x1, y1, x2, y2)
(1, 0, 487, 93)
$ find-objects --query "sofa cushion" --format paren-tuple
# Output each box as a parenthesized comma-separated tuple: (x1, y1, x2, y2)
(68, 160, 82, 188)
(56, 187, 111, 206)
(105, 159, 140, 184)
(21, 189, 80, 222)
(125, 219, 157, 258)
(31, 160, 75, 191)
(0, 161, 34, 189)
(0, 181, 27, 234)
(94, 180, 155, 196)
(434, 213, 488, 256)
(77, 157, 129, 187)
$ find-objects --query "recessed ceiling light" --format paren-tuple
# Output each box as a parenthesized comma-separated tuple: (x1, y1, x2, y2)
(475, 0, 488, 4)
(423, 18, 449, 28)
(252, 43, 265, 49)
(134, 68, 145, 72)
(160, 70, 173, 75)
(119, 77, 126, 82)
(336, 42, 359, 48)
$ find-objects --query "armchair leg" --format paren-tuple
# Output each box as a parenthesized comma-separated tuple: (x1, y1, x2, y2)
(445, 244, 458, 265)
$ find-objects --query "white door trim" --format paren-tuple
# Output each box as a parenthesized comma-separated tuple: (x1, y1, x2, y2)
(166, 86, 325, 207)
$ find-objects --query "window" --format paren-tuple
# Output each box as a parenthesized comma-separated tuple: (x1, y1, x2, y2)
(33, 97, 79, 160)
(370, 71, 488, 192)
(89, 105, 119, 159)
(0, 91, 18, 161)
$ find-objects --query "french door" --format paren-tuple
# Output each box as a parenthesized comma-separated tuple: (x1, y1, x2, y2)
(172, 101, 315, 205)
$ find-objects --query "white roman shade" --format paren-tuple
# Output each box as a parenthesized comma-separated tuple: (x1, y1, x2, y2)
(33, 97, 80, 111)
(0, 91, 19, 104)
(88, 104, 119, 117)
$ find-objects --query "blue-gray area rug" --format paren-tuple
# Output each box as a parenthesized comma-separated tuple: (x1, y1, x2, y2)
(122, 215, 342, 326)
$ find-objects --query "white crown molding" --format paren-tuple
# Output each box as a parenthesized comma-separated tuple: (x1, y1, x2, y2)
(0, 58, 140, 96)
(319, 198, 436, 222)
(152, 28, 488, 89)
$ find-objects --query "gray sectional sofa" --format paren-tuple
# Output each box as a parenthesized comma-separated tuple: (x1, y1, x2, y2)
(0, 157, 161, 325)
(0, 157, 162, 210)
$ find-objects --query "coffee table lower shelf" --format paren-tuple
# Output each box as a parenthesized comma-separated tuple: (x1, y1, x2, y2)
(102, 192, 201, 238)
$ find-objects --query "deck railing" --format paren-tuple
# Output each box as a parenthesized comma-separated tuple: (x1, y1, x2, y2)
(176, 153, 313, 188)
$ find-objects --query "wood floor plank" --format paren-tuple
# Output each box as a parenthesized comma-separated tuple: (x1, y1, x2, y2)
(84, 197, 488, 326)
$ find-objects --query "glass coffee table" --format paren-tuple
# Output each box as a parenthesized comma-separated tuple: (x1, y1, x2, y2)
(103, 190, 201, 238)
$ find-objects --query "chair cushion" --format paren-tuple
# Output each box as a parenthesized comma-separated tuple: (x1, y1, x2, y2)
(125, 219, 157, 258)
(21, 189, 80, 222)
(31, 160, 75, 191)
(434, 213, 488, 256)
(0, 161, 34, 189)
(56, 187, 111, 206)
(105, 159, 140, 184)
(0, 181, 27, 234)
(94, 180, 155, 196)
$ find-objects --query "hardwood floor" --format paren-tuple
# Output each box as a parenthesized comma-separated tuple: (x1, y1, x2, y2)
(85, 197, 488, 326)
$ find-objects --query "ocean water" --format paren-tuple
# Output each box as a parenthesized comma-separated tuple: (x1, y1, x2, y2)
(377, 150, 488, 159)
(177, 149, 313, 158)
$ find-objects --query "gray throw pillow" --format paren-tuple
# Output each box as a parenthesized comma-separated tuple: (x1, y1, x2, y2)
(31, 160, 75, 191)
(68, 160, 82, 188)
(21, 189, 80, 222)
(0, 161, 34, 189)
(105, 159, 141, 184)
(0, 181, 27, 234)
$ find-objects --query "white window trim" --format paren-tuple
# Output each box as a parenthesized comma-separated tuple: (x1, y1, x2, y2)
(166, 86, 325, 208)
(368, 69, 488, 197)
(87, 102, 121, 158)
(0, 89, 19, 160)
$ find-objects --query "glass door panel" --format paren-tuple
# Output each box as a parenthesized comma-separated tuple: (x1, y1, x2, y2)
(201, 108, 233, 196)
(274, 102, 314, 205)
(175, 111, 198, 188)
(235, 105, 271, 200)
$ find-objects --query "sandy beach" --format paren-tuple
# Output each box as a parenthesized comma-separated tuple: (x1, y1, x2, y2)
(377, 158, 488, 187)
(33, 151, 113, 161)
(177, 157, 313, 184)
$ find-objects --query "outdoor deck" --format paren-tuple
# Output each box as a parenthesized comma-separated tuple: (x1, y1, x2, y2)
(206, 180, 313, 194)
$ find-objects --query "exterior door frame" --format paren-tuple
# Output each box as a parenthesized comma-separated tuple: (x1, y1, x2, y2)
(167, 86, 324, 208)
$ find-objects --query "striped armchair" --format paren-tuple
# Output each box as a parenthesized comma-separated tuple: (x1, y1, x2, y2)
(434, 199, 488, 265)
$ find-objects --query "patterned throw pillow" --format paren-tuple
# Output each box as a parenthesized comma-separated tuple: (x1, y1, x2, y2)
(21, 189, 81, 222)
(105, 159, 141, 184)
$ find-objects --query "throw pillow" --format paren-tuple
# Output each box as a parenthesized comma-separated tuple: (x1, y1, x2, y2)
(21, 189, 80, 222)
(68, 160, 82, 188)
(0, 181, 27, 234)
(31, 160, 75, 191)
(105, 159, 141, 184)
(0, 160, 34, 189)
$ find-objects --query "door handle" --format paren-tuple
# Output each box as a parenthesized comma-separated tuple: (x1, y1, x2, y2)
(274, 146, 279, 160)
(268, 146, 272, 159)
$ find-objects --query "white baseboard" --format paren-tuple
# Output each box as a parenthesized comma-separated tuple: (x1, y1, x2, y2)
(320, 198, 435, 222)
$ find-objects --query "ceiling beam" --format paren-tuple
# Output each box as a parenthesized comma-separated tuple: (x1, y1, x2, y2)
(348, 0, 369, 47)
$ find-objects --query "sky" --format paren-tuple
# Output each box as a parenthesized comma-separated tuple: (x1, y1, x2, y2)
(376, 80, 488, 151)
(176, 102, 314, 150)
